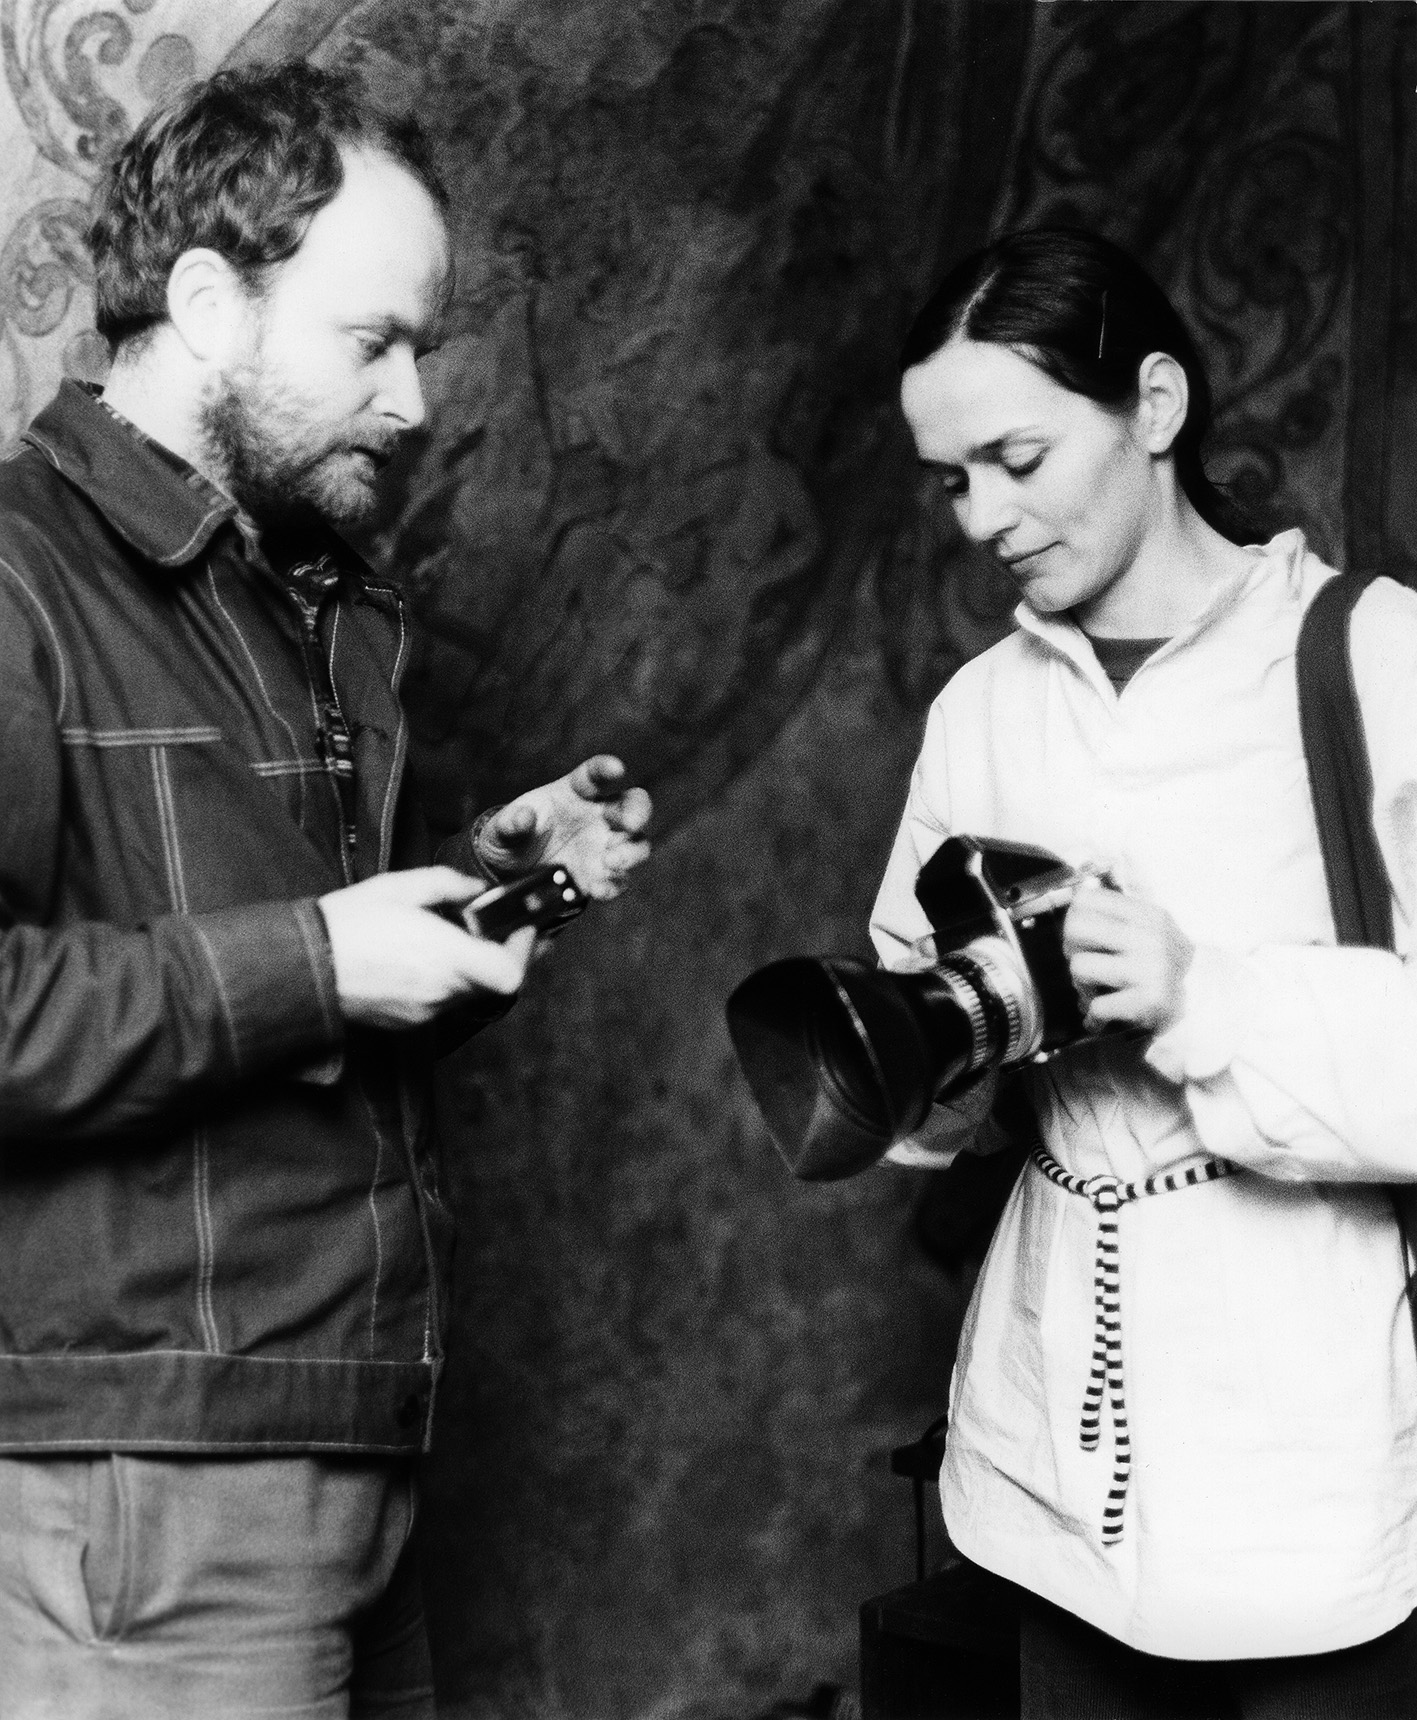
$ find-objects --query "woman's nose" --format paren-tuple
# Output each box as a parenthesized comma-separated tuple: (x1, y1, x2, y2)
(956, 472, 1020, 546)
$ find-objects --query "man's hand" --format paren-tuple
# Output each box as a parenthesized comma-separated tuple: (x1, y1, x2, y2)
(473, 755, 651, 899)
(1062, 888, 1194, 1037)
(318, 867, 537, 1029)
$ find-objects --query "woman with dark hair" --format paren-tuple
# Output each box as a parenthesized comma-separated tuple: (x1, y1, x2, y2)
(872, 227, 1417, 1715)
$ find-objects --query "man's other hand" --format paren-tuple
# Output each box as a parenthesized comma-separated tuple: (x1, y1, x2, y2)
(318, 868, 536, 1029)
(474, 755, 652, 899)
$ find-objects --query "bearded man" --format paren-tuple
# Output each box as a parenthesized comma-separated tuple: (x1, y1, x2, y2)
(0, 61, 649, 1718)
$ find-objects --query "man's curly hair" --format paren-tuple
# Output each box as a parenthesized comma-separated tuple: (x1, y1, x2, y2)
(89, 60, 449, 350)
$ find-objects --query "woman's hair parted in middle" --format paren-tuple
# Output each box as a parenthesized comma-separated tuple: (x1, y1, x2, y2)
(901, 227, 1248, 542)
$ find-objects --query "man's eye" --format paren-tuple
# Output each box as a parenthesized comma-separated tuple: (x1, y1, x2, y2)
(354, 333, 389, 360)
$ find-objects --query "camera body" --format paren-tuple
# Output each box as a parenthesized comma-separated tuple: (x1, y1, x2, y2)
(725, 836, 1099, 1181)
(468, 863, 587, 939)
(912, 834, 1098, 1076)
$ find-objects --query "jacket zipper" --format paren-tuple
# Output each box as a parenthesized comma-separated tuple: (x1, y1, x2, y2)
(291, 564, 440, 1393)
(287, 564, 360, 884)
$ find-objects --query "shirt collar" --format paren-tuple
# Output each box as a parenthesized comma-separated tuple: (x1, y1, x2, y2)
(1012, 529, 1311, 676)
(21, 379, 238, 569)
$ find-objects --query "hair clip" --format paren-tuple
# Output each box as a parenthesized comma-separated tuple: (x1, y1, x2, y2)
(1097, 290, 1109, 363)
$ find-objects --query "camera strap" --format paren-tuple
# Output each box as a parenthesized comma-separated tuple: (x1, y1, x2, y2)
(1295, 574, 1393, 947)
(1294, 572, 1417, 1356)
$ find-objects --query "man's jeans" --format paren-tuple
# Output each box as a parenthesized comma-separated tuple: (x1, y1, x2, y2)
(0, 1454, 435, 1719)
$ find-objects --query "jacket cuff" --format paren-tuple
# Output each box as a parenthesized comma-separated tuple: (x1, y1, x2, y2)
(436, 812, 508, 884)
(428, 987, 517, 1061)
(183, 898, 345, 1080)
(1145, 944, 1254, 1085)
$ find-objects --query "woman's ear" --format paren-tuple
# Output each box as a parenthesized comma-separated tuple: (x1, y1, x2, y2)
(1135, 351, 1189, 456)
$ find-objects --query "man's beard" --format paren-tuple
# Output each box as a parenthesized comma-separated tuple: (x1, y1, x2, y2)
(200, 363, 398, 534)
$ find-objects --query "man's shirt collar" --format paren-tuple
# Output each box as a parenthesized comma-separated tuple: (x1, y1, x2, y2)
(21, 379, 238, 569)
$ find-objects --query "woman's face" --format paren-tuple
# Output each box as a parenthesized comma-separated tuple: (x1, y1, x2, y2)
(900, 337, 1158, 625)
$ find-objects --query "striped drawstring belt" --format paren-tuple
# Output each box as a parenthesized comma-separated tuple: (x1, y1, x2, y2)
(1030, 1144, 1237, 1546)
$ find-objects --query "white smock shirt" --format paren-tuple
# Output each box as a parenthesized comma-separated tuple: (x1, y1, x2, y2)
(869, 531, 1417, 1660)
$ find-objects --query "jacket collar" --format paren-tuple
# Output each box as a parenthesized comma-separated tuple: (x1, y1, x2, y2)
(22, 379, 238, 569)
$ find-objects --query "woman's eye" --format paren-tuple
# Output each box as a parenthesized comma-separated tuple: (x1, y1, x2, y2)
(1003, 451, 1045, 479)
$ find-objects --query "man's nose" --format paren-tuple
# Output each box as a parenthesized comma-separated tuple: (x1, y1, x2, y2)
(376, 348, 426, 432)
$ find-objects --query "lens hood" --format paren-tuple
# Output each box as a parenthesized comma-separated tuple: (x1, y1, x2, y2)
(726, 956, 975, 1181)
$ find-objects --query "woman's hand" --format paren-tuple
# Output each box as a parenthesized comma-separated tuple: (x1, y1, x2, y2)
(1062, 886, 1194, 1037)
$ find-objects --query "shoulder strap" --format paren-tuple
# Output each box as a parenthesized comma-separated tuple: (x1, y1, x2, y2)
(1296, 575, 1417, 1343)
(1295, 574, 1393, 951)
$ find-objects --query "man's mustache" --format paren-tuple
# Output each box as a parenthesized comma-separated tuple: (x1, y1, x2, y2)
(301, 428, 407, 472)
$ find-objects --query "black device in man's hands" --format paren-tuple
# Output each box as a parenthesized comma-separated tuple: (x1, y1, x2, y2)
(467, 863, 587, 940)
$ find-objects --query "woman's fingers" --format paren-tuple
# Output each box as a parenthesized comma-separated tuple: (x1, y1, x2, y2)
(1062, 889, 1194, 1035)
(1062, 887, 1138, 954)
(1084, 994, 1137, 1034)
(1066, 950, 1132, 994)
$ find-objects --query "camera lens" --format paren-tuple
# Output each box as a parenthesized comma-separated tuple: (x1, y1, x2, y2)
(726, 935, 1044, 1181)
(806, 984, 893, 1136)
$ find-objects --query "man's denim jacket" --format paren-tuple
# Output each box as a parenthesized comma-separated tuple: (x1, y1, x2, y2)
(0, 381, 475, 1454)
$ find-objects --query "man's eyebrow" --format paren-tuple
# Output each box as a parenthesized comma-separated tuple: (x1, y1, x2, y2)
(344, 312, 445, 353)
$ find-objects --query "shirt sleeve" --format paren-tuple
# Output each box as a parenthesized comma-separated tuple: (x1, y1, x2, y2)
(870, 696, 954, 973)
(0, 564, 343, 1146)
(883, 1070, 1004, 1169)
(1146, 578, 1417, 1183)
(870, 691, 1001, 1167)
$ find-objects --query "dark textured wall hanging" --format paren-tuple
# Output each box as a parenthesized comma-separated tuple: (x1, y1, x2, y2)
(335, 0, 1032, 838)
(0, 3, 1412, 1717)
(990, 0, 1415, 579)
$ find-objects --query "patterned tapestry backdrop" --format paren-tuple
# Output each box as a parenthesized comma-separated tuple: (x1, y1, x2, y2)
(0, 4, 1413, 1716)
(1, 2, 1410, 819)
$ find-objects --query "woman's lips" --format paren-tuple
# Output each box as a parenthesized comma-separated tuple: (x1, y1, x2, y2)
(1002, 543, 1055, 569)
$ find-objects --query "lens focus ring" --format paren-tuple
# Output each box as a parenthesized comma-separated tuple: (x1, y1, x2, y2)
(963, 944, 1030, 1063)
(933, 960, 992, 1072)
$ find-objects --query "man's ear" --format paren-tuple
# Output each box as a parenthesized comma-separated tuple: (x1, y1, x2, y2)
(165, 248, 250, 364)
(1135, 351, 1189, 457)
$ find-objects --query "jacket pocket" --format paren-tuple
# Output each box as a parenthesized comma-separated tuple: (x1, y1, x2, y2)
(59, 726, 224, 917)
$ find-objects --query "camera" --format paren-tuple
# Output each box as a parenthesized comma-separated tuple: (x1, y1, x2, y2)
(468, 863, 587, 939)
(725, 837, 1103, 1181)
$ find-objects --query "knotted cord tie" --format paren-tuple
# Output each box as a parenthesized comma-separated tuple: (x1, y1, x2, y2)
(1030, 1145, 1236, 1546)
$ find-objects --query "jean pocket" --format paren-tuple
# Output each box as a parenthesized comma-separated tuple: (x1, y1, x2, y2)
(81, 1455, 131, 1642)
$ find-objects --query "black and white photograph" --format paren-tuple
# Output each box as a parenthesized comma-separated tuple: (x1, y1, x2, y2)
(0, 2, 1413, 1716)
